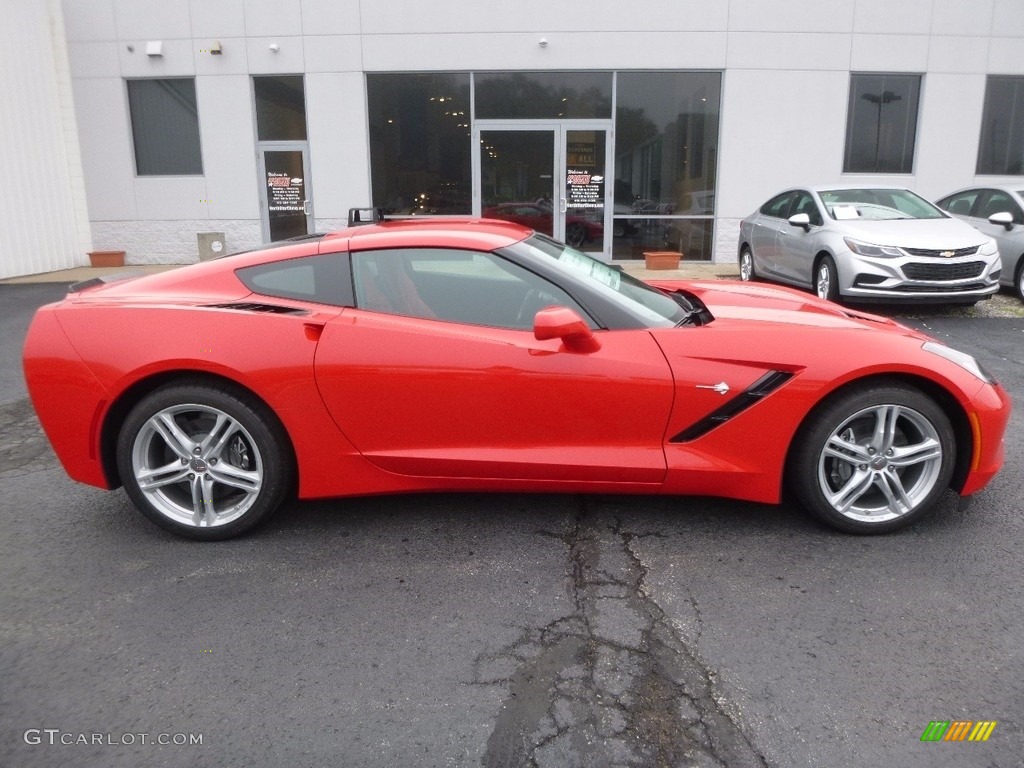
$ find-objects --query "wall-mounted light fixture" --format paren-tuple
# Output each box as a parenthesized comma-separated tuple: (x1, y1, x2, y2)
(145, 40, 163, 57)
(539, 38, 548, 47)
(269, 42, 280, 53)
(209, 40, 222, 55)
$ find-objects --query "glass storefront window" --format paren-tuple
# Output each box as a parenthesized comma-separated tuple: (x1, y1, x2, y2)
(475, 71, 612, 120)
(843, 73, 921, 173)
(613, 72, 721, 259)
(127, 78, 203, 176)
(977, 76, 1024, 175)
(254, 75, 307, 141)
(367, 73, 472, 214)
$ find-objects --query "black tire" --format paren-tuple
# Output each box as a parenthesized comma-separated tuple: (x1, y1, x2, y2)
(1015, 259, 1024, 303)
(566, 223, 587, 248)
(739, 247, 758, 282)
(787, 381, 956, 534)
(814, 255, 839, 302)
(116, 381, 294, 540)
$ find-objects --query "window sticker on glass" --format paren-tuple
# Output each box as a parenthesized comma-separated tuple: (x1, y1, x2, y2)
(558, 251, 621, 289)
(832, 205, 860, 220)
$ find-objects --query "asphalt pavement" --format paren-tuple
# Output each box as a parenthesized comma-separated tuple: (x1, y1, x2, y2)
(1, 280, 1022, 768)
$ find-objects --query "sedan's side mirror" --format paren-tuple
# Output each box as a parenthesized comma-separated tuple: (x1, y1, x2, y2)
(533, 307, 601, 353)
(788, 212, 811, 231)
(988, 211, 1015, 231)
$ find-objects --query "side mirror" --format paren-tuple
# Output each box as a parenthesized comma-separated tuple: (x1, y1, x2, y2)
(788, 212, 811, 231)
(988, 211, 1015, 231)
(533, 307, 601, 353)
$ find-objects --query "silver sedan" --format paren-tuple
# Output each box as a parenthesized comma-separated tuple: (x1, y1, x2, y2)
(936, 185, 1024, 301)
(738, 186, 1001, 304)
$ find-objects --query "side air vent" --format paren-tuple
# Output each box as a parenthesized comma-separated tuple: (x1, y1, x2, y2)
(204, 302, 309, 315)
(670, 370, 794, 443)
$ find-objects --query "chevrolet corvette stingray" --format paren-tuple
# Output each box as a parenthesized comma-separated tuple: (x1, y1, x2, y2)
(23, 214, 1010, 539)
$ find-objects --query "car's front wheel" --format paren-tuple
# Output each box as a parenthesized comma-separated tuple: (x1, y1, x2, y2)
(1015, 259, 1024, 302)
(815, 256, 839, 302)
(116, 381, 294, 540)
(739, 247, 757, 282)
(788, 382, 955, 534)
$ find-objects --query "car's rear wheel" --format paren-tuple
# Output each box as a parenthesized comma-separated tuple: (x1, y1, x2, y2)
(117, 382, 293, 540)
(788, 382, 955, 534)
(739, 247, 757, 282)
(815, 256, 839, 302)
(1015, 258, 1024, 302)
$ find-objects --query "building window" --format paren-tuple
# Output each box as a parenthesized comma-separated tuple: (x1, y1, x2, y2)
(843, 73, 921, 174)
(126, 78, 203, 175)
(254, 75, 307, 141)
(977, 76, 1024, 175)
(367, 73, 471, 214)
(475, 72, 612, 120)
(613, 71, 721, 260)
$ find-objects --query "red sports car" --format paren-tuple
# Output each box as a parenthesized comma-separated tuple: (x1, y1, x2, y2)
(23, 214, 1010, 540)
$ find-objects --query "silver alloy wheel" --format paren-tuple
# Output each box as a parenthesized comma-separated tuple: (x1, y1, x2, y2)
(815, 262, 831, 299)
(130, 403, 264, 528)
(740, 250, 753, 281)
(816, 403, 943, 524)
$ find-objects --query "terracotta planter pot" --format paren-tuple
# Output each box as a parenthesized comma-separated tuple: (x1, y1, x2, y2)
(87, 250, 126, 268)
(643, 250, 682, 270)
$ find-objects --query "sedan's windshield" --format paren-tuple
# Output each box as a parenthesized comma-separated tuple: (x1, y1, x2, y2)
(819, 188, 946, 221)
(516, 234, 689, 327)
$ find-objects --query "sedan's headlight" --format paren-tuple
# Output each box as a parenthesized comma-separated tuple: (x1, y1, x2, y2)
(923, 341, 995, 384)
(844, 238, 903, 258)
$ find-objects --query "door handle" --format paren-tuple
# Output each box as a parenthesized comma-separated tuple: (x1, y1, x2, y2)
(559, 197, 567, 214)
(302, 199, 311, 215)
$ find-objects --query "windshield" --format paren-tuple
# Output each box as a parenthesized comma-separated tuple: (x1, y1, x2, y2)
(819, 188, 946, 221)
(515, 234, 689, 327)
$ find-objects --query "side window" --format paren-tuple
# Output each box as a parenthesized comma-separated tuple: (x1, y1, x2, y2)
(788, 191, 823, 226)
(761, 192, 793, 218)
(977, 190, 1023, 223)
(937, 190, 980, 217)
(351, 248, 590, 330)
(237, 253, 353, 306)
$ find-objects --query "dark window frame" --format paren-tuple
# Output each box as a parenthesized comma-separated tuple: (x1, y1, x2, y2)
(843, 73, 922, 174)
(977, 76, 1024, 176)
(126, 77, 204, 176)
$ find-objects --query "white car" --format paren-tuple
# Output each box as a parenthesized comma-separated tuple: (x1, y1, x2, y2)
(738, 186, 1001, 305)
(935, 185, 1024, 301)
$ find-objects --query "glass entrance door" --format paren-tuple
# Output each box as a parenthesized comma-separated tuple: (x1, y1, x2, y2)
(475, 124, 610, 258)
(259, 146, 312, 242)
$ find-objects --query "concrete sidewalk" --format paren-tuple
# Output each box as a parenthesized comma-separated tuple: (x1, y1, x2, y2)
(1, 260, 740, 285)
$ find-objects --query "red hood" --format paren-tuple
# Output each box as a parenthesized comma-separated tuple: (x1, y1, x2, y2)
(650, 279, 931, 339)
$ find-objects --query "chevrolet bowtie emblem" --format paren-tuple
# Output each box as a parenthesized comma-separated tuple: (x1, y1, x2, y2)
(940, 250, 955, 258)
(696, 381, 730, 395)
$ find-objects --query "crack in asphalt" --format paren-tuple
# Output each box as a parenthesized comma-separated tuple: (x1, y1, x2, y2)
(479, 501, 767, 768)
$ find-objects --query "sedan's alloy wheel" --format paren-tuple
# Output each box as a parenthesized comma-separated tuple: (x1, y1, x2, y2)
(739, 249, 754, 281)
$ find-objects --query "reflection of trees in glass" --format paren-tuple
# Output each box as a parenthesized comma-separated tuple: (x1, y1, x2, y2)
(368, 73, 472, 214)
(475, 73, 612, 119)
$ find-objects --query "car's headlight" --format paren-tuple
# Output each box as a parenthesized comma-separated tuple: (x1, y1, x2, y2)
(923, 341, 995, 384)
(844, 237, 903, 258)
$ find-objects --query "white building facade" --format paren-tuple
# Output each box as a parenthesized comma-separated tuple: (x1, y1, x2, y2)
(5, 0, 1024, 277)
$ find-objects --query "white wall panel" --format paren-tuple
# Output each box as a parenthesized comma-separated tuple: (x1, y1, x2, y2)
(726, 32, 852, 71)
(193, 38, 250, 76)
(196, 75, 259, 220)
(67, 41, 122, 79)
(113, 0, 191, 40)
(304, 35, 363, 73)
(244, 0, 303, 37)
(1, 0, 91, 278)
(853, 0, 932, 34)
(850, 35, 929, 72)
(62, 0, 116, 42)
(987, 38, 1024, 74)
(71, 78, 138, 220)
(727, 0, 854, 33)
(306, 72, 370, 220)
(931, 0, 994, 36)
(927, 36, 990, 74)
(246, 37, 305, 74)
(359, 0, 726, 34)
(914, 74, 987, 199)
(300, 0, 361, 35)
(992, 0, 1024, 35)
(189, 0, 246, 38)
(118, 39, 196, 77)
